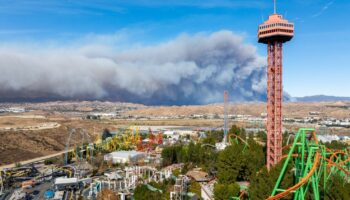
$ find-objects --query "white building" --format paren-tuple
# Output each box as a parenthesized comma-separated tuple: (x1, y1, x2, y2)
(104, 151, 146, 164)
(164, 130, 176, 136)
(8, 107, 25, 113)
(215, 142, 227, 151)
(177, 130, 198, 137)
(54, 177, 79, 190)
(318, 135, 340, 143)
(164, 130, 197, 137)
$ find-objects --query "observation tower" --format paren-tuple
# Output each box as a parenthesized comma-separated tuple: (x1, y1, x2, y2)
(258, 0, 294, 170)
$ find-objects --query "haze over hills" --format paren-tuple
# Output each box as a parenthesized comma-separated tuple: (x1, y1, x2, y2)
(0, 94, 349, 105)
(295, 95, 350, 102)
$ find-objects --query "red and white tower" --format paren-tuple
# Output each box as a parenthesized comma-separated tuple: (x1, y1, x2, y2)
(258, 0, 294, 170)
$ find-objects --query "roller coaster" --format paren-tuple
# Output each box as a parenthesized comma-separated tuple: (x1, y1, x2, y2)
(0, 165, 39, 192)
(64, 128, 94, 165)
(92, 126, 163, 152)
(64, 127, 135, 165)
(228, 133, 249, 151)
(63, 126, 164, 166)
(233, 128, 350, 200)
(269, 128, 349, 200)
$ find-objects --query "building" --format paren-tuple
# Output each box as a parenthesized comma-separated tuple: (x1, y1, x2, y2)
(104, 151, 146, 164)
(318, 135, 340, 143)
(54, 177, 79, 190)
(177, 130, 198, 137)
(186, 170, 211, 182)
(201, 179, 216, 200)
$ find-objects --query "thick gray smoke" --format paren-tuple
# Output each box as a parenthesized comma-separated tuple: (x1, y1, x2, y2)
(0, 31, 267, 105)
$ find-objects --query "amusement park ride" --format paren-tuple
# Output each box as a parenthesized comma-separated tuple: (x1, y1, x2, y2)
(270, 128, 349, 200)
(63, 126, 164, 166)
(258, 0, 294, 170)
(229, 128, 350, 200)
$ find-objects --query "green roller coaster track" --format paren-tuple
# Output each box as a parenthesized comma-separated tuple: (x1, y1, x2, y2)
(232, 128, 350, 200)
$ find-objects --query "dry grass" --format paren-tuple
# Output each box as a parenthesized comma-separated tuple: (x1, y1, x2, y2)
(0, 114, 116, 165)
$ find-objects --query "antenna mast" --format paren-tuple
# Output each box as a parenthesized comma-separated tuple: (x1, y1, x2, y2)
(223, 91, 228, 144)
(274, 0, 277, 14)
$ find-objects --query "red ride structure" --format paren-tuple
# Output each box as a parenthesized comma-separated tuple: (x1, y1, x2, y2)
(258, 0, 294, 170)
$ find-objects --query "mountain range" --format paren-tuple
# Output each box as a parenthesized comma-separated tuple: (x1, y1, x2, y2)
(295, 95, 350, 102)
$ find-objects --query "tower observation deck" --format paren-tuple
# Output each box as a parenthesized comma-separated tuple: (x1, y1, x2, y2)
(258, 3, 294, 170)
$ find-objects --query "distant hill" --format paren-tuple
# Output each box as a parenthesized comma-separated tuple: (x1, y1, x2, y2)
(296, 95, 350, 102)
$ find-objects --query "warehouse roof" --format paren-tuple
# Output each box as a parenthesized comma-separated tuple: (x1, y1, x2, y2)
(107, 151, 145, 158)
(54, 177, 78, 185)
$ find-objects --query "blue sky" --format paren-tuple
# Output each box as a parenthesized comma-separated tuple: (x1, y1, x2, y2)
(0, 0, 349, 98)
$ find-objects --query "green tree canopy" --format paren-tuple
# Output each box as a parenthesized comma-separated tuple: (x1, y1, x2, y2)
(214, 183, 240, 200)
(217, 138, 265, 183)
(134, 182, 170, 200)
(249, 161, 293, 200)
(324, 174, 350, 200)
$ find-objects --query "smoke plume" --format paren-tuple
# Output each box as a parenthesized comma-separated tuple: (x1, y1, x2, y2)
(0, 31, 267, 105)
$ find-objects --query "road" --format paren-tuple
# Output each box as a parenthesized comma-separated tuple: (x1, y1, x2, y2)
(0, 150, 73, 171)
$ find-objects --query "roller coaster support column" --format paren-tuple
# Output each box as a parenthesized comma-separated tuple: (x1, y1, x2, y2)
(65, 129, 76, 165)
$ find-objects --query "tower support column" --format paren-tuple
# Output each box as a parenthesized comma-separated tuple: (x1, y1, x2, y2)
(267, 41, 283, 170)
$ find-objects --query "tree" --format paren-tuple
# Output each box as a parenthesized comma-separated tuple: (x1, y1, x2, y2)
(229, 125, 243, 136)
(134, 185, 159, 200)
(323, 140, 348, 150)
(240, 138, 265, 181)
(161, 143, 218, 170)
(217, 144, 244, 184)
(324, 174, 350, 200)
(134, 182, 169, 200)
(216, 138, 265, 183)
(214, 183, 240, 200)
(248, 167, 274, 200)
(249, 161, 293, 200)
(161, 145, 183, 166)
(203, 130, 224, 144)
(255, 131, 267, 142)
(188, 181, 202, 198)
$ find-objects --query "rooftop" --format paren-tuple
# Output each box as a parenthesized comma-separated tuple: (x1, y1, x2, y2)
(186, 170, 210, 182)
(107, 151, 146, 158)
